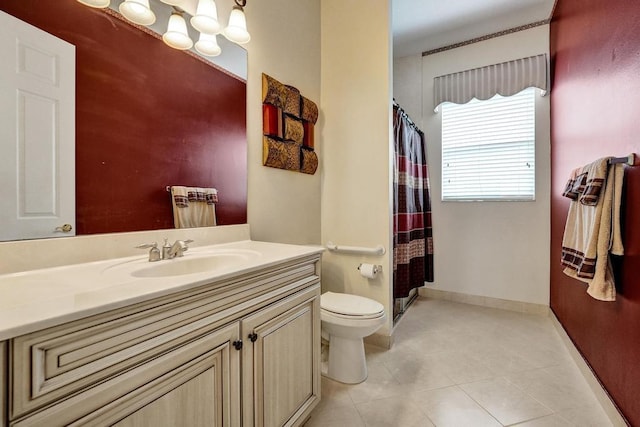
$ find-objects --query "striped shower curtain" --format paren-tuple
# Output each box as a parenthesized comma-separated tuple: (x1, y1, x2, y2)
(393, 104, 434, 298)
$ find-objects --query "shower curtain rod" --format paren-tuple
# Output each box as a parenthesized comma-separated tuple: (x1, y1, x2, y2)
(393, 99, 423, 135)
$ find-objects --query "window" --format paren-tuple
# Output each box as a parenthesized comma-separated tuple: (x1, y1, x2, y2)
(441, 87, 536, 201)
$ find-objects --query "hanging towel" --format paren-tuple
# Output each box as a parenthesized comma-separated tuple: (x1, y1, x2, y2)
(170, 186, 218, 229)
(561, 158, 625, 301)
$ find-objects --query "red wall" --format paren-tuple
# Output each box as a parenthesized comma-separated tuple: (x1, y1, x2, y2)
(550, 1, 640, 424)
(1, 0, 247, 234)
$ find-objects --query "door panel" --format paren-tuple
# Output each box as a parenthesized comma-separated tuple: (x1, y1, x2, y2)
(0, 11, 75, 241)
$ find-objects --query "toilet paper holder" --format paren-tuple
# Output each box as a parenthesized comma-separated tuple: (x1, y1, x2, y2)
(357, 264, 382, 274)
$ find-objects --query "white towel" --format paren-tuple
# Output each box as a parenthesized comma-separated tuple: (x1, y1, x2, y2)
(170, 186, 218, 229)
(561, 159, 624, 301)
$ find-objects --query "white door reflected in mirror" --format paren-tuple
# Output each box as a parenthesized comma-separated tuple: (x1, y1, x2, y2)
(0, 11, 76, 241)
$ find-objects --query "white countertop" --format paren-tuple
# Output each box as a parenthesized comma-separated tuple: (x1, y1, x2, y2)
(0, 240, 323, 341)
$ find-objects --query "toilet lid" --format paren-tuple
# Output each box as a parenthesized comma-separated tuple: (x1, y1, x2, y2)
(321, 292, 384, 317)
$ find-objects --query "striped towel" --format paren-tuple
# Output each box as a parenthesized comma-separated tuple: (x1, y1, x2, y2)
(172, 186, 218, 207)
(170, 186, 218, 228)
(561, 158, 624, 301)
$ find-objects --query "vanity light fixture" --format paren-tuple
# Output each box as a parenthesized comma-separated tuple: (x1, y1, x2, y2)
(191, 0, 221, 35)
(119, 0, 156, 26)
(195, 33, 222, 57)
(163, 10, 193, 50)
(223, 0, 250, 45)
(76, 0, 251, 55)
(77, 0, 111, 8)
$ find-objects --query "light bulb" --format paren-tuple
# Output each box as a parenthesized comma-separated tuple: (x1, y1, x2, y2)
(195, 33, 221, 57)
(77, 0, 110, 8)
(223, 6, 250, 45)
(191, 0, 221, 35)
(119, 0, 156, 26)
(163, 12, 193, 50)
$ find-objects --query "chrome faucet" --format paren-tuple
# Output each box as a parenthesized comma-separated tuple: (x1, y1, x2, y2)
(137, 239, 194, 261)
(167, 239, 194, 259)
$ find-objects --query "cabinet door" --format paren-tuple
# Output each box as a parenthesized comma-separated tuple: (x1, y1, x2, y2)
(1, 341, 6, 427)
(12, 323, 241, 427)
(241, 285, 321, 427)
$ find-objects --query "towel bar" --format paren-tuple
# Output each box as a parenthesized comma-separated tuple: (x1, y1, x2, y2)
(608, 154, 635, 165)
(326, 242, 386, 256)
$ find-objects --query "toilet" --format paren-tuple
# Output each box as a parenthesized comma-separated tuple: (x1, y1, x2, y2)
(320, 291, 386, 384)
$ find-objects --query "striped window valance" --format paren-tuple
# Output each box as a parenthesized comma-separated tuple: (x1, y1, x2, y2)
(433, 54, 548, 111)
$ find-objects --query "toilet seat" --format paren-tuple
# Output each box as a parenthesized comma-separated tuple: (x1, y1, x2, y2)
(321, 309, 386, 329)
(321, 291, 384, 319)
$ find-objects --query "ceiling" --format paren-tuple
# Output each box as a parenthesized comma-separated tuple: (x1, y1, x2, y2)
(392, 0, 556, 58)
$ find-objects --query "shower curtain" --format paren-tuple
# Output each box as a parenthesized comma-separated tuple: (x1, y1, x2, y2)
(393, 103, 434, 299)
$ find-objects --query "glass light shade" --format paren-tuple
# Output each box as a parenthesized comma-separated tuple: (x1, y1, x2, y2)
(119, 0, 156, 26)
(77, 0, 110, 8)
(195, 33, 221, 57)
(159, 0, 182, 5)
(223, 6, 250, 45)
(191, 0, 221, 35)
(163, 13, 193, 50)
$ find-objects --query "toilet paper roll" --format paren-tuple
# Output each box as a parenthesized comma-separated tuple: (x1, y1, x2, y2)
(359, 263, 379, 279)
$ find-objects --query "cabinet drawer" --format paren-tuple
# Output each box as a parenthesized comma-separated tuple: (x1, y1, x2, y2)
(11, 323, 241, 427)
(11, 258, 319, 419)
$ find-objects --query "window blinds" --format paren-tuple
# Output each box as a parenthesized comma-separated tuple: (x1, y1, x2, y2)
(441, 87, 536, 201)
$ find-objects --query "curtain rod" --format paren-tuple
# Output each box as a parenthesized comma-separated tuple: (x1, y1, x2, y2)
(393, 99, 423, 135)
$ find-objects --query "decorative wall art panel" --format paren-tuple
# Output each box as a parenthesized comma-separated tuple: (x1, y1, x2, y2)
(262, 74, 286, 108)
(301, 96, 319, 124)
(284, 116, 304, 144)
(301, 148, 318, 175)
(284, 85, 301, 117)
(261, 73, 318, 174)
(262, 104, 283, 138)
(263, 136, 301, 171)
(303, 121, 314, 149)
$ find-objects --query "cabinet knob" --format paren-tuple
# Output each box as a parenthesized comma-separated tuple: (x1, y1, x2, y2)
(233, 340, 243, 350)
(248, 332, 258, 342)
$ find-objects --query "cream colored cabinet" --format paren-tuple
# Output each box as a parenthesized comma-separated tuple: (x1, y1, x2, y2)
(1, 341, 6, 427)
(12, 323, 241, 427)
(241, 287, 321, 427)
(1, 255, 321, 427)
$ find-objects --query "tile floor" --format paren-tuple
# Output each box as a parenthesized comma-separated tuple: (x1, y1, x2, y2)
(305, 297, 612, 427)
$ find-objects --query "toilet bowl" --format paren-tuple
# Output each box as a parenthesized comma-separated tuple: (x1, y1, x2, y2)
(321, 291, 386, 384)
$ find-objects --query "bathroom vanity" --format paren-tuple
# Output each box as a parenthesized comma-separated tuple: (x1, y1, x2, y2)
(0, 240, 322, 427)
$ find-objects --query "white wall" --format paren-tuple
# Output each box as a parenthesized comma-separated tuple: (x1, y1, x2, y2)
(419, 26, 551, 305)
(320, 0, 394, 336)
(393, 53, 423, 127)
(245, 0, 322, 245)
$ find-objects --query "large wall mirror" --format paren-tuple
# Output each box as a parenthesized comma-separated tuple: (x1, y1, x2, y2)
(0, 0, 248, 241)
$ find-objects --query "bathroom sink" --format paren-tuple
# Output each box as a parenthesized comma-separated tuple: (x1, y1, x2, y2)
(103, 249, 261, 279)
(131, 253, 247, 278)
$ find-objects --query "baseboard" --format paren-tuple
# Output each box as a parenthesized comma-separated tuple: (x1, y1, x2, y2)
(364, 332, 393, 349)
(550, 312, 627, 427)
(418, 287, 550, 316)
